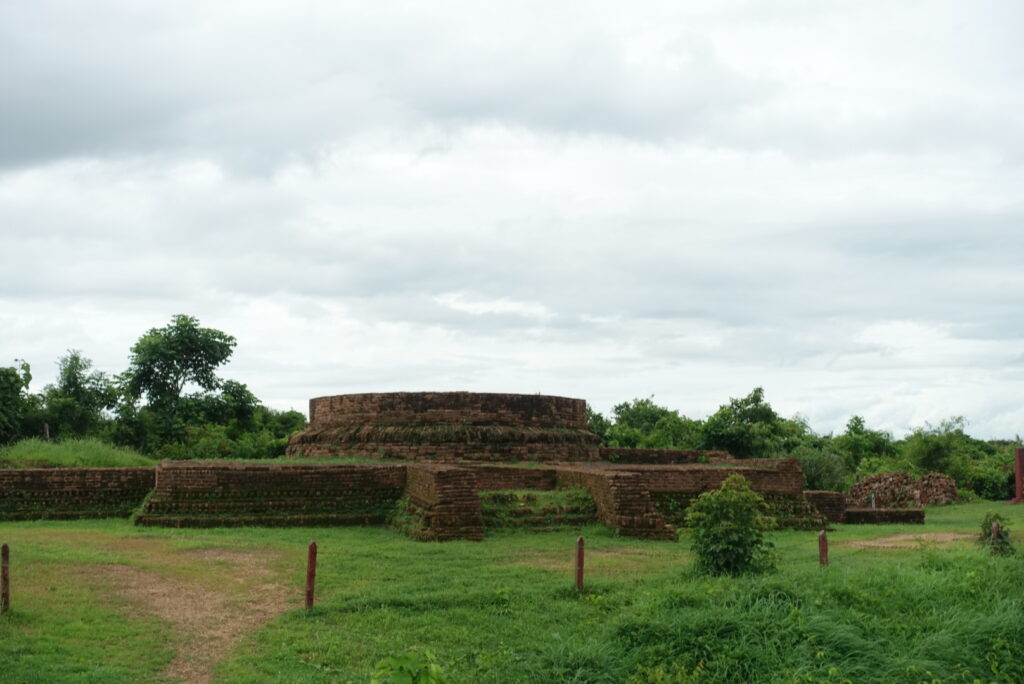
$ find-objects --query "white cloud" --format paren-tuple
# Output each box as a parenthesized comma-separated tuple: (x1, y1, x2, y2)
(1, 1, 1022, 438)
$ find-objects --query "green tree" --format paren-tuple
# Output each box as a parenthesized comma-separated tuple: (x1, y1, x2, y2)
(122, 314, 236, 416)
(701, 387, 786, 459)
(612, 397, 675, 434)
(685, 474, 775, 576)
(641, 413, 703, 449)
(586, 404, 612, 441)
(42, 350, 118, 439)
(117, 315, 237, 449)
(834, 415, 895, 472)
(604, 397, 703, 449)
(0, 360, 36, 443)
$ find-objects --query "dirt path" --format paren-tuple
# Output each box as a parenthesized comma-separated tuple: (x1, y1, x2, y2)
(845, 532, 973, 549)
(102, 548, 294, 684)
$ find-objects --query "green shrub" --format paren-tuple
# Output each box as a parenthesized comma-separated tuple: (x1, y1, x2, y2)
(978, 512, 1015, 556)
(684, 474, 775, 576)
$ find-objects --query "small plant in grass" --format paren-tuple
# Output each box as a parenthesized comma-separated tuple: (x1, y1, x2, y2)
(371, 648, 448, 684)
(977, 512, 1015, 556)
(685, 474, 775, 576)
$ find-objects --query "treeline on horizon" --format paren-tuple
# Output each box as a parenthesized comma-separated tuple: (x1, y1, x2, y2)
(587, 390, 1020, 499)
(1, 314, 1019, 499)
(0, 314, 305, 460)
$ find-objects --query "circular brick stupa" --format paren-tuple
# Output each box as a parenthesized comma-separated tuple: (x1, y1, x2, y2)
(286, 392, 600, 462)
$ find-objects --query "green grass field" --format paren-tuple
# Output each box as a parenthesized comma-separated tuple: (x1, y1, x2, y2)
(1, 502, 1022, 683)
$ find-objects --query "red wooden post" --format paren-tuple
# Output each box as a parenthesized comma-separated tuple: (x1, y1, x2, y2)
(818, 530, 828, 566)
(305, 541, 317, 610)
(575, 536, 585, 592)
(1, 543, 9, 614)
(1012, 448, 1024, 503)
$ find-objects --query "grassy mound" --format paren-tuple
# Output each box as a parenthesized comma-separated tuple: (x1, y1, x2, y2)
(0, 439, 156, 468)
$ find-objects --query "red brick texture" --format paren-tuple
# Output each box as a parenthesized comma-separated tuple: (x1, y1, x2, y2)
(597, 448, 731, 464)
(404, 464, 484, 540)
(803, 491, 847, 523)
(288, 392, 600, 462)
(0, 468, 154, 520)
(134, 462, 406, 527)
(842, 507, 925, 524)
(555, 468, 676, 540)
(307, 392, 589, 429)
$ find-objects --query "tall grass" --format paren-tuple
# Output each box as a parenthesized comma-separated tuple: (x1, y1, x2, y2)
(0, 438, 156, 468)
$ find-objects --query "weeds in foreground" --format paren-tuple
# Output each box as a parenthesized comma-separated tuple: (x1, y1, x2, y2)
(978, 511, 1015, 556)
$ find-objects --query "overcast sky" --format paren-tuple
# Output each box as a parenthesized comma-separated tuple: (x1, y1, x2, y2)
(2, 1, 1023, 438)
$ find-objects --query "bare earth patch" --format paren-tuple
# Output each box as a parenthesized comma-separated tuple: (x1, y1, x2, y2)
(100, 547, 294, 684)
(845, 533, 973, 549)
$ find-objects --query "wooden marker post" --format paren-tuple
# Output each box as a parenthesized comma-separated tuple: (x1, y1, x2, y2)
(305, 541, 317, 610)
(575, 536, 585, 593)
(1, 543, 9, 614)
(992, 521, 1001, 544)
(818, 530, 829, 566)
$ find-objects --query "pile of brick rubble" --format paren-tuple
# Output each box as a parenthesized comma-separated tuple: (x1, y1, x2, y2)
(848, 471, 959, 507)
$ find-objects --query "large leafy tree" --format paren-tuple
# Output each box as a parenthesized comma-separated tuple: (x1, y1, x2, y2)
(122, 314, 237, 415)
(0, 360, 37, 443)
(701, 387, 787, 459)
(834, 415, 895, 471)
(42, 350, 118, 439)
(602, 397, 703, 449)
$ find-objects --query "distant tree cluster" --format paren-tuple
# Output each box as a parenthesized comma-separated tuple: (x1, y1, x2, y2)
(588, 389, 1018, 499)
(0, 314, 305, 459)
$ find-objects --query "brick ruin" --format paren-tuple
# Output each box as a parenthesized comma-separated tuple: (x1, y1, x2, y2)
(287, 392, 599, 461)
(0, 393, 924, 536)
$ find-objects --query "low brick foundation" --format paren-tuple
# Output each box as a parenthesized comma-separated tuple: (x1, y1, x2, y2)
(288, 392, 601, 462)
(403, 464, 484, 540)
(0, 468, 154, 520)
(843, 507, 925, 524)
(134, 462, 405, 527)
(597, 448, 730, 464)
(804, 491, 847, 523)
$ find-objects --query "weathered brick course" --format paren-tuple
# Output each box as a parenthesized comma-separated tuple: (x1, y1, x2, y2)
(135, 462, 405, 527)
(804, 490, 847, 523)
(288, 392, 599, 462)
(843, 507, 925, 524)
(0, 468, 154, 520)
(404, 464, 484, 540)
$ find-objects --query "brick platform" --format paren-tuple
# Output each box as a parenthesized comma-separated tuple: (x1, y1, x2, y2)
(0, 468, 154, 520)
(843, 507, 925, 524)
(134, 462, 405, 527)
(287, 392, 600, 462)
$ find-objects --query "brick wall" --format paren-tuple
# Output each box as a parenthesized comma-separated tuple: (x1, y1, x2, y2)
(0, 468, 154, 520)
(403, 464, 484, 540)
(287, 441, 597, 463)
(603, 460, 804, 497)
(308, 392, 588, 429)
(597, 448, 731, 464)
(472, 465, 558, 491)
(804, 490, 846, 523)
(843, 507, 925, 524)
(135, 462, 405, 527)
(555, 468, 675, 540)
(289, 392, 600, 462)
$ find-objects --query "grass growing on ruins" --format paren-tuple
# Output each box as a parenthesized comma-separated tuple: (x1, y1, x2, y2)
(0, 503, 1022, 682)
(0, 438, 157, 468)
